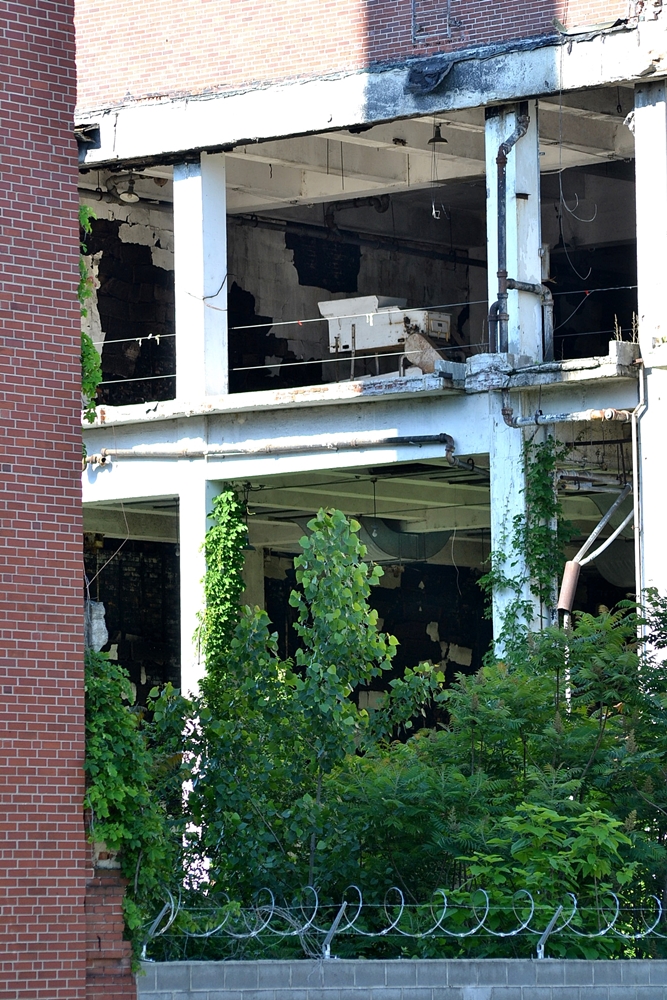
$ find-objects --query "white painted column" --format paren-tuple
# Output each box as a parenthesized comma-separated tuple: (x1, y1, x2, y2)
(173, 152, 228, 400)
(485, 102, 543, 642)
(488, 394, 543, 645)
(179, 469, 220, 696)
(485, 100, 542, 361)
(634, 82, 667, 603)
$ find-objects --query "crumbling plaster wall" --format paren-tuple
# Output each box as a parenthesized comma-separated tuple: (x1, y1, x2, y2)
(80, 196, 176, 404)
(227, 223, 472, 379)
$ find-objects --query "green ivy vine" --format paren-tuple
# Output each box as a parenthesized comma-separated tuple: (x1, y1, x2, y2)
(480, 435, 574, 651)
(79, 205, 102, 423)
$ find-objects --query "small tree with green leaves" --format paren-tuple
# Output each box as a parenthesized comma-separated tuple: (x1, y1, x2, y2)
(192, 503, 443, 898)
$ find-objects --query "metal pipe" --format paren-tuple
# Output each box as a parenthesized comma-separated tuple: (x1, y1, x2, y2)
(573, 483, 632, 563)
(488, 301, 499, 353)
(578, 509, 635, 568)
(557, 483, 632, 612)
(85, 432, 456, 466)
(505, 279, 554, 362)
(496, 102, 530, 353)
(632, 360, 647, 609)
(501, 400, 633, 428)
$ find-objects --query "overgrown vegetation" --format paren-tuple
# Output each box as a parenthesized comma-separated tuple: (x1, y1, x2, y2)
(84, 463, 667, 960)
(79, 205, 102, 423)
(479, 436, 574, 653)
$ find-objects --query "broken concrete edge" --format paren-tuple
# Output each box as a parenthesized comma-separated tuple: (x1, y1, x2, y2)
(74, 20, 665, 169)
(82, 350, 639, 429)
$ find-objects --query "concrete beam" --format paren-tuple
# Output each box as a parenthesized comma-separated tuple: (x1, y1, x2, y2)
(76, 22, 665, 168)
(83, 506, 178, 542)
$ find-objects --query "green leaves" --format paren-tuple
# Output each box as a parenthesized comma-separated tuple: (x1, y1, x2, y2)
(84, 652, 191, 960)
(78, 206, 102, 423)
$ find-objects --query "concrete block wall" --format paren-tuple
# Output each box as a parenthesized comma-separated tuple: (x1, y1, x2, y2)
(137, 960, 667, 1000)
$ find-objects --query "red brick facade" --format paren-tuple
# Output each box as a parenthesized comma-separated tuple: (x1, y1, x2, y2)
(0, 2, 88, 996)
(75, 0, 631, 112)
(85, 860, 135, 1000)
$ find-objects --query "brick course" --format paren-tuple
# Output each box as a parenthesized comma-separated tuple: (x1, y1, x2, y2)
(0, 1, 87, 996)
(74, 0, 631, 113)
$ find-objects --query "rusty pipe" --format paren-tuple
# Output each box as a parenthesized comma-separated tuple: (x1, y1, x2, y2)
(495, 103, 530, 353)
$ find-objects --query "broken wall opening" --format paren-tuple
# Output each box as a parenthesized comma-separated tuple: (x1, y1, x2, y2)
(83, 498, 180, 705)
(540, 161, 637, 361)
(80, 195, 176, 407)
(227, 182, 488, 392)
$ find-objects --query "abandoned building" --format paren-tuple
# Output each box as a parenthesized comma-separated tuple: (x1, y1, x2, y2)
(4, 0, 667, 996)
(78, 50, 663, 707)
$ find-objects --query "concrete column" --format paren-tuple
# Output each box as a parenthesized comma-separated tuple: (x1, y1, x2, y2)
(485, 100, 542, 361)
(241, 546, 265, 610)
(485, 101, 544, 643)
(488, 394, 543, 645)
(179, 470, 220, 696)
(634, 82, 667, 602)
(173, 152, 228, 400)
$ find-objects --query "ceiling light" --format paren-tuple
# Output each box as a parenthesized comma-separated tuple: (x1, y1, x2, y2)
(119, 177, 139, 203)
(428, 124, 448, 145)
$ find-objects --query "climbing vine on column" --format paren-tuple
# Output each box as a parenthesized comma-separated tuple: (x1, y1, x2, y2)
(480, 435, 573, 648)
(79, 205, 102, 423)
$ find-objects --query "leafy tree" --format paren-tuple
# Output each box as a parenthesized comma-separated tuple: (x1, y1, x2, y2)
(191, 503, 443, 898)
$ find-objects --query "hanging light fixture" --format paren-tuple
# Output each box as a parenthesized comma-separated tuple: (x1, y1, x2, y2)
(119, 176, 140, 203)
(428, 123, 448, 145)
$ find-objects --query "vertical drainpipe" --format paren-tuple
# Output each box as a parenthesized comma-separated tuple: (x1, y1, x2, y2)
(493, 102, 531, 353)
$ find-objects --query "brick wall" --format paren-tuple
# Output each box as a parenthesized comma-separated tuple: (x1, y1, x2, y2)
(0, 2, 87, 997)
(74, 0, 631, 113)
(85, 847, 135, 1000)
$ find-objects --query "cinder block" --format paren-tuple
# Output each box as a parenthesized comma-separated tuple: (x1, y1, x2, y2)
(609, 987, 636, 1000)
(476, 962, 509, 986)
(258, 963, 292, 988)
(564, 964, 594, 987)
(354, 964, 387, 987)
(291, 963, 324, 988)
(535, 963, 565, 986)
(648, 962, 667, 985)
(155, 962, 191, 990)
(187, 963, 225, 990)
(517, 989, 552, 1000)
(489, 988, 522, 1000)
(415, 963, 444, 987)
(432, 990, 463, 1000)
(223, 964, 261, 989)
(622, 965, 652, 986)
(386, 961, 417, 986)
(507, 963, 537, 987)
(400, 987, 432, 1000)
(321, 962, 356, 988)
(242, 990, 279, 1000)
(579, 987, 611, 999)
(447, 963, 479, 986)
(367, 989, 402, 1000)
(340, 989, 371, 1000)
(207, 992, 245, 1000)
(137, 964, 157, 991)
(634, 989, 667, 999)
(592, 964, 621, 985)
(306, 988, 340, 1000)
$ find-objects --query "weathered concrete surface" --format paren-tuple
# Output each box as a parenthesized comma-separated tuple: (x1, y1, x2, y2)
(137, 959, 667, 999)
